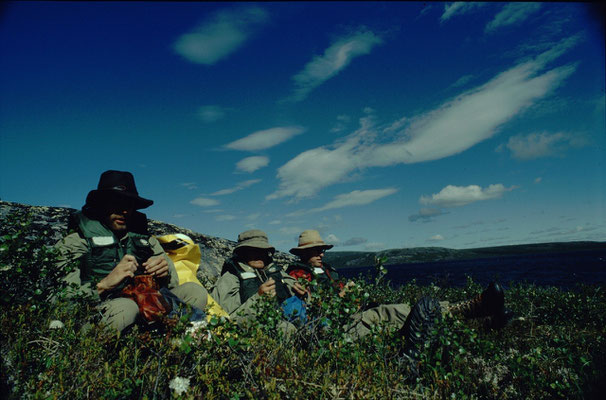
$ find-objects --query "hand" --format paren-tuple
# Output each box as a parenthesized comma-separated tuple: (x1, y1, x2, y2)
(339, 281, 356, 298)
(258, 278, 276, 297)
(97, 255, 139, 294)
(292, 282, 307, 298)
(143, 255, 169, 278)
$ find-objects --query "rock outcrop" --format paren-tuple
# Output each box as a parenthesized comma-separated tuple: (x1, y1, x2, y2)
(0, 201, 296, 285)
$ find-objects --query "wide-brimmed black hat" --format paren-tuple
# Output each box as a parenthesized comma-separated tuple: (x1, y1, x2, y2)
(85, 170, 153, 210)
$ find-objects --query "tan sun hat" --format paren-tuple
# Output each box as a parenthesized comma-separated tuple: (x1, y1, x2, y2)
(289, 229, 334, 256)
(234, 229, 275, 253)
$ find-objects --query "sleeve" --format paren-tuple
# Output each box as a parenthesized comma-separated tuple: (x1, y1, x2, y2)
(149, 236, 179, 289)
(54, 232, 100, 301)
(211, 272, 263, 324)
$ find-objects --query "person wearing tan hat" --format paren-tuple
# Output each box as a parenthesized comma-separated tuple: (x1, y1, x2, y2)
(287, 230, 510, 365)
(286, 229, 344, 294)
(55, 170, 209, 332)
(286, 230, 413, 338)
(211, 229, 307, 330)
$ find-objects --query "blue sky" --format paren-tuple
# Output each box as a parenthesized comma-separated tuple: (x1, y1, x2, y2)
(1, 2, 604, 252)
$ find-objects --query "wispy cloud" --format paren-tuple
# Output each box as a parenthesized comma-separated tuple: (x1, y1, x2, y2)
(173, 6, 268, 65)
(409, 207, 449, 222)
(181, 182, 198, 190)
(499, 132, 586, 160)
(197, 105, 229, 122)
(225, 126, 305, 151)
(420, 184, 515, 208)
(428, 234, 444, 242)
(236, 156, 269, 173)
(210, 179, 261, 196)
(288, 29, 382, 102)
(440, 2, 487, 23)
(485, 3, 542, 33)
(342, 237, 368, 246)
(268, 36, 578, 201)
(190, 197, 220, 207)
(287, 188, 397, 215)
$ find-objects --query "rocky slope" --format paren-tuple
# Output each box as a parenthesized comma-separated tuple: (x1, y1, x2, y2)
(0, 201, 296, 284)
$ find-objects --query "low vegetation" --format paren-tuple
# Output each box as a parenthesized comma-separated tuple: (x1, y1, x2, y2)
(1, 212, 605, 399)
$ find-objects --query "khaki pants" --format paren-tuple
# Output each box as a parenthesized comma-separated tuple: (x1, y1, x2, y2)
(346, 301, 450, 339)
(99, 282, 208, 332)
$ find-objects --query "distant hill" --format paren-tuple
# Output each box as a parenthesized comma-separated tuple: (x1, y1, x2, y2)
(323, 241, 606, 268)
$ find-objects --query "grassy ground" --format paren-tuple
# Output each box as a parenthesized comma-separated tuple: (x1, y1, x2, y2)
(2, 213, 605, 399)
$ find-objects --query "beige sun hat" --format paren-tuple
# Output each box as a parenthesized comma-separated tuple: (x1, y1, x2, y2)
(289, 230, 334, 256)
(234, 229, 275, 253)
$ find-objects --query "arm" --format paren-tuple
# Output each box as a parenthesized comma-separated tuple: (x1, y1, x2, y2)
(54, 233, 99, 300)
(143, 236, 179, 289)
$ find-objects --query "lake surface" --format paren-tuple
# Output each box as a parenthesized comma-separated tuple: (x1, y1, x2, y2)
(337, 249, 606, 289)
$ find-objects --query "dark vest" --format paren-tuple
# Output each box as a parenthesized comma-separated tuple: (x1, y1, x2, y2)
(222, 259, 290, 304)
(70, 211, 155, 287)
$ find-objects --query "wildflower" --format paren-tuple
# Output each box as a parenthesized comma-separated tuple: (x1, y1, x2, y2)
(48, 320, 64, 330)
(169, 376, 190, 396)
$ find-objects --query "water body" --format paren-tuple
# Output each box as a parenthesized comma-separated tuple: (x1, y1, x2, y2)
(337, 249, 606, 289)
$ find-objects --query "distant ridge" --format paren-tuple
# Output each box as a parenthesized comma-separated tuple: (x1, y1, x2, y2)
(324, 241, 606, 268)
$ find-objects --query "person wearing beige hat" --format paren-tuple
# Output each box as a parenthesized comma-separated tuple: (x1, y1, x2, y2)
(287, 230, 510, 365)
(211, 229, 307, 330)
(287, 230, 412, 338)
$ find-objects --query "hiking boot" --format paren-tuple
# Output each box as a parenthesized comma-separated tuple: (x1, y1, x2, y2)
(449, 281, 505, 321)
(400, 296, 442, 362)
(481, 307, 514, 330)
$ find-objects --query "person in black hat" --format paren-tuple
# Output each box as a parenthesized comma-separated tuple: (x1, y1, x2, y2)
(55, 170, 209, 332)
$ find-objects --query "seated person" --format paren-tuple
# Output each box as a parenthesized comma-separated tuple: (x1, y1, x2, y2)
(55, 170, 209, 332)
(286, 230, 507, 359)
(211, 229, 306, 332)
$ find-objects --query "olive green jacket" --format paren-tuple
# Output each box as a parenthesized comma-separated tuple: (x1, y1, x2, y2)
(211, 261, 297, 324)
(55, 232, 179, 302)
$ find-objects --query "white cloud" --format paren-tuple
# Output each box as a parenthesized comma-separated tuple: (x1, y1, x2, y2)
(296, 188, 397, 215)
(504, 132, 585, 160)
(211, 179, 261, 196)
(325, 234, 340, 245)
(173, 6, 268, 65)
(289, 29, 382, 102)
(236, 156, 269, 173)
(197, 105, 228, 123)
(420, 184, 515, 208)
(441, 2, 487, 22)
(428, 234, 444, 242)
(268, 36, 578, 201)
(486, 3, 542, 33)
(247, 213, 261, 221)
(534, 177, 542, 184)
(181, 182, 198, 190)
(225, 126, 305, 151)
(190, 197, 220, 207)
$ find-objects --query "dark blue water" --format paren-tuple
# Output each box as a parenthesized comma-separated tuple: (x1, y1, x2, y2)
(338, 249, 606, 289)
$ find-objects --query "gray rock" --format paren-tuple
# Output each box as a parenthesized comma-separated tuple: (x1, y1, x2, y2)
(0, 200, 296, 285)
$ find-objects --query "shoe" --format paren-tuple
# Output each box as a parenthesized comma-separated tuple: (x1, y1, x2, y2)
(400, 296, 442, 362)
(449, 281, 505, 320)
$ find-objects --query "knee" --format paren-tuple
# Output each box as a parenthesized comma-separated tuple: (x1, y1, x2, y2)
(173, 282, 208, 310)
(101, 298, 139, 332)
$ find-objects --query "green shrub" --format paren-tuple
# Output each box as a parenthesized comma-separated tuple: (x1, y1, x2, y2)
(1, 212, 605, 399)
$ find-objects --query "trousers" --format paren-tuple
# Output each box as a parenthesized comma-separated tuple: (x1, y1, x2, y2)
(99, 282, 208, 332)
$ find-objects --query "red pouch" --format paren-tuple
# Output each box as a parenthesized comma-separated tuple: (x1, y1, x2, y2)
(122, 274, 172, 322)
